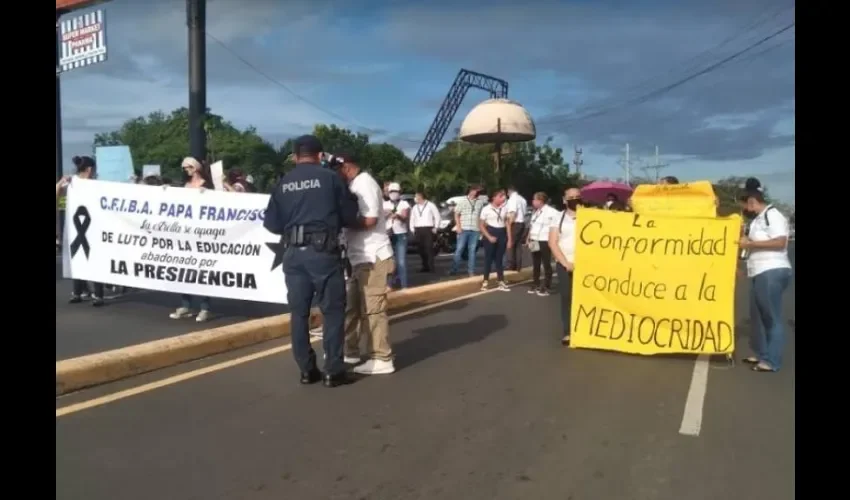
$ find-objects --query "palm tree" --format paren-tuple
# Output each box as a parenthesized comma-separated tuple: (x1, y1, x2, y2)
(399, 164, 463, 200)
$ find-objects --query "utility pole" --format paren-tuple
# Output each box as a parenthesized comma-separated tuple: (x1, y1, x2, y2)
(617, 143, 632, 185)
(187, 0, 207, 162)
(642, 145, 669, 182)
(573, 145, 584, 178)
(56, 10, 64, 181)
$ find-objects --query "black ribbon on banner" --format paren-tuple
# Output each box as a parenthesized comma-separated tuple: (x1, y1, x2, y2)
(70, 206, 92, 259)
(266, 241, 284, 271)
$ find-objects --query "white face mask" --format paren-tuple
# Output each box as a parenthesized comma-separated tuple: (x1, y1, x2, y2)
(389, 192, 400, 201)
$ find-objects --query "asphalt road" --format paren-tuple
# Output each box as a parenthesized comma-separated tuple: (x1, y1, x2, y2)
(56, 249, 531, 360)
(56, 263, 795, 500)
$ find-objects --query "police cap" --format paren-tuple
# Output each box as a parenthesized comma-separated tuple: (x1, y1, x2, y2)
(293, 135, 323, 157)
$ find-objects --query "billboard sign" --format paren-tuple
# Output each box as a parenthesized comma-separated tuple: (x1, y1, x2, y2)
(58, 9, 107, 73)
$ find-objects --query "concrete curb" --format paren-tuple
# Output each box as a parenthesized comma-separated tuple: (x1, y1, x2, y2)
(56, 268, 532, 395)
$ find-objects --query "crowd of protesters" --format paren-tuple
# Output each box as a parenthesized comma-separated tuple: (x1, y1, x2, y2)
(57, 155, 792, 372)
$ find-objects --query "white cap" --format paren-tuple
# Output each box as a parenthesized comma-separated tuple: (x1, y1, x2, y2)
(388, 182, 401, 192)
(245, 175, 254, 184)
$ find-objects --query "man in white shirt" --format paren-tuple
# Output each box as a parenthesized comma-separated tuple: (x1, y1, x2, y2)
(548, 187, 581, 346)
(383, 182, 410, 289)
(409, 191, 442, 273)
(738, 183, 793, 373)
(335, 151, 396, 375)
(506, 186, 528, 271)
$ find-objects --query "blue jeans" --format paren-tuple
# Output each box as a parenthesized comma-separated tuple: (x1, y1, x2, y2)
(451, 230, 479, 275)
(389, 233, 408, 288)
(181, 295, 210, 311)
(749, 267, 792, 370)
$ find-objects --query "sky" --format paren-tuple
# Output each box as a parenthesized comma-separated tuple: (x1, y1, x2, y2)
(59, 0, 796, 203)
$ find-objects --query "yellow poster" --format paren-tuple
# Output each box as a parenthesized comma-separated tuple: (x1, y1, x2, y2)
(570, 208, 740, 355)
(630, 181, 717, 218)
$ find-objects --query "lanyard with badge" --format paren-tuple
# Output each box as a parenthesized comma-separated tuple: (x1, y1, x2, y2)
(532, 208, 545, 236)
(489, 206, 503, 225)
(528, 208, 544, 251)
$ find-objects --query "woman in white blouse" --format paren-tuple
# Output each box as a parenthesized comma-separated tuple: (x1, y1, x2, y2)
(478, 189, 512, 291)
(525, 192, 557, 296)
(738, 179, 793, 372)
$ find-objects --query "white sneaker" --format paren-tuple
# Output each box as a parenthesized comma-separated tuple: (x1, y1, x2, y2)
(527, 287, 537, 294)
(497, 281, 510, 292)
(324, 354, 362, 364)
(480, 281, 489, 291)
(169, 307, 192, 319)
(196, 310, 211, 322)
(309, 326, 324, 338)
(352, 358, 395, 375)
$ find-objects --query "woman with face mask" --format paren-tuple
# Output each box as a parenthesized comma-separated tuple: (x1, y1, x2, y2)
(548, 187, 582, 346)
(383, 182, 410, 289)
(478, 189, 512, 291)
(737, 178, 793, 372)
(169, 157, 216, 323)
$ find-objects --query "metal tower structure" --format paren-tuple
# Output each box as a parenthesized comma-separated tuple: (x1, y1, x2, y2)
(413, 69, 509, 165)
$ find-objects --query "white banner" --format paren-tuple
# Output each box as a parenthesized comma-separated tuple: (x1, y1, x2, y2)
(63, 179, 288, 303)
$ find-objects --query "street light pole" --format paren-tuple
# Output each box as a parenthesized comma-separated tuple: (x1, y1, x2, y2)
(187, 0, 207, 162)
(56, 10, 64, 181)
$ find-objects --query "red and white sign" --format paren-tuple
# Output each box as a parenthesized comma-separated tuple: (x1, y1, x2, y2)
(58, 9, 107, 73)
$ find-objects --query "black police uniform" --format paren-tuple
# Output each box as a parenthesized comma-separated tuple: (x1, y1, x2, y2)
(264, 139, 358, 384)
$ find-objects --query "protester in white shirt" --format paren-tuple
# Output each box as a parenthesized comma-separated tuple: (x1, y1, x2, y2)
(738, 179, 793, 373)
(409, 191, 442, 272)
(336, 151, 396, 375)
(526, 192, 557, 296)
(383, 182, 410, 289)
(479, 188, 512, 291)
(506, 186, 528, 271)
(548, 187, 581, 346)
(58, 156, 106, 307)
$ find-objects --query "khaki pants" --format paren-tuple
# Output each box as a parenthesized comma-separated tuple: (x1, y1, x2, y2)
(345, 257, 395, 361)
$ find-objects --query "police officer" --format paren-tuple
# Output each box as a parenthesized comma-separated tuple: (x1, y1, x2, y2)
(264, 135, 359, 388)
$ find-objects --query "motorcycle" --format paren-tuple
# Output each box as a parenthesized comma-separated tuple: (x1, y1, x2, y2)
(433, 217, 481, 259)
(433, 218, 456, 255)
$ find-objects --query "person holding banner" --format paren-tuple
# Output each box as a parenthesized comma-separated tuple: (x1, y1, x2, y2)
(738, 180, 793, 373)
(169, 157, 216, 322)
(59, 156, 106, 307)
(548, 187, 582, 346)
(265, 136, 359, 387)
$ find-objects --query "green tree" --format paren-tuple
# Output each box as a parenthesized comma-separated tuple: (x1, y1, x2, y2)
(278, 124, 411, 183)
(93, 108, 280, 189)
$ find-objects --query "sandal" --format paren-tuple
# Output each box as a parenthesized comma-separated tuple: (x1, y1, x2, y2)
(742, 357, 759, 364)
(752, 364, 776, 372)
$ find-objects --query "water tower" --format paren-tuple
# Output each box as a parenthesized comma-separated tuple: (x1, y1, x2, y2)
(458, 98, 536, 174)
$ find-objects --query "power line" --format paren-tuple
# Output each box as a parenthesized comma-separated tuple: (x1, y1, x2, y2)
(537, 21, 795, 129)
(205, 19, 793, 152)
(641, 145, 669, 182)
(554, 4, 794, 120)
(204, 31, 421, 145)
